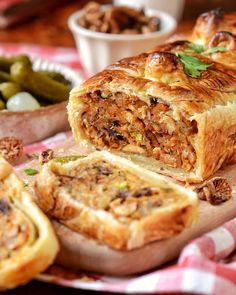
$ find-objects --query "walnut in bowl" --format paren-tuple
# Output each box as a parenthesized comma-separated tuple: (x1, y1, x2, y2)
(68, 3, 176, 75)
(78, 2, 161, 35)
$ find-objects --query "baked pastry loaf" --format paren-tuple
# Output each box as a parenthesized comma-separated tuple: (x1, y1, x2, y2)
(68, 10, 236, 183)
(0, 156, 59, 291)
(34, 151, 197, 250)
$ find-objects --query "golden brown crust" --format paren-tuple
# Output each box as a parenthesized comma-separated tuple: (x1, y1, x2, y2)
(207, 32, 236, 67)
(152, 33, 236, 69)
(191, 9, 236, 45)
(34, 151, 198, 250)
(0, 156, 59, 291)
(71, 50, 235, 116)
(190, 9, 236, 67)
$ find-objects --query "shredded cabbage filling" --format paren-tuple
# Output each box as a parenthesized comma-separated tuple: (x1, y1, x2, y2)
(81, 91, 197, 171)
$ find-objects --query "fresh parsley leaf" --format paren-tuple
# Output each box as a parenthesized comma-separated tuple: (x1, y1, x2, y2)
(185, 42, 205, 54)
(230, 134, 236, 139)
(24, 168, 39, 176)
(176, 52, 213, 78)
(202, 46, 227, 56)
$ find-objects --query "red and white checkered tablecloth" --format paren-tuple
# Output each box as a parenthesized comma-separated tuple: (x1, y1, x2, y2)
(0, 42, 83, 72)
(1, 43, 236, 294)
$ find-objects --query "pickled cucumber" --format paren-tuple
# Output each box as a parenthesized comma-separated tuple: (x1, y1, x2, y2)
(0, 99, 6, 110)
(39, 71, 71, 86)
(11, 62, 70, 103)
(0, 82, 22, 100)
(0, 55, 31, 72)
(0, 71, 11, 82)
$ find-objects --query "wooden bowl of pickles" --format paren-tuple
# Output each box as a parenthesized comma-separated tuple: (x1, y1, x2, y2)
(0, 55, 82, 144)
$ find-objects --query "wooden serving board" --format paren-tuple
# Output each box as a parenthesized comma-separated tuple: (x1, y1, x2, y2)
(18, 138, 236, 276)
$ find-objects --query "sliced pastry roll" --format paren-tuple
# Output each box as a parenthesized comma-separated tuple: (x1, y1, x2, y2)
(68, 11, 236, 183)
(34, 151, 197, 250)
(68, 55, 236, 183)
(0, 156, 59, 291)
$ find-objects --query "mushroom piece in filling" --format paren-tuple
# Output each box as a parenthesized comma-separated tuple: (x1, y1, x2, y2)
(0, 195, 33, 262)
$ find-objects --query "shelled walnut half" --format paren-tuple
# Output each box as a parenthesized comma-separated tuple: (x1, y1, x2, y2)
(0, 136, 23, 162)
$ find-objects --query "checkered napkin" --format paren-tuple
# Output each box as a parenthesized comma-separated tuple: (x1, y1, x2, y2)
(2, 43, 236, 294)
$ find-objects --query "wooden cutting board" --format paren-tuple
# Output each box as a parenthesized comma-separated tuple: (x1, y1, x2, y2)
(17, 138, 236, 275)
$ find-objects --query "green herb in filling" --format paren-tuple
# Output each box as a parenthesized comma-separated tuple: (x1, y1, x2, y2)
(131, 131, 143, 143)
(113, 181, 129, 190)
(54, 155, 85, 164)
(24, 168, 39, 176)
(101, 91, 110, 99)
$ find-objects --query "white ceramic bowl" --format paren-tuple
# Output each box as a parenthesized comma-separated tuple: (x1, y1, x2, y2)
(68, 6, 176, 76)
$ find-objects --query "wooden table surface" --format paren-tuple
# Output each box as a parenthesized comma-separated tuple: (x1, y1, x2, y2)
(1, 0, 235, 294)
(0, 0, 196, 47)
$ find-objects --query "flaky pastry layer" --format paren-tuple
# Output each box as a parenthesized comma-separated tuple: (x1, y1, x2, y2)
(0, 156, 59, 291)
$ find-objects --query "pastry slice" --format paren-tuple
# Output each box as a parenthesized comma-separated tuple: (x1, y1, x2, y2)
(34, 151, 197, 250)
(0, 156, 59, 291)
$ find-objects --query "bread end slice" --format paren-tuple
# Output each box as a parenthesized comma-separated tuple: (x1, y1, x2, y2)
(0, 156, 59, 291)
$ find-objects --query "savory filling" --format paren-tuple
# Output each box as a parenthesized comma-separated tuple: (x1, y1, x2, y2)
(57, 159, 182, 221)
(81, 91, 198, 171)
(0, 190, 31, 261)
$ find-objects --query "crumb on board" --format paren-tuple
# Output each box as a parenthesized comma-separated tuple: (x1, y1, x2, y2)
(39, 149, 54, 164)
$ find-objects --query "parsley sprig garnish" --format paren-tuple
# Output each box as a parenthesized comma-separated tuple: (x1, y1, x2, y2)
(176, 52, 213, 78)
(185, 42, 205, 54)
(185, 42, 227, 56)
(175, 42, 227, 78)
(203, 46, 227, 55)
